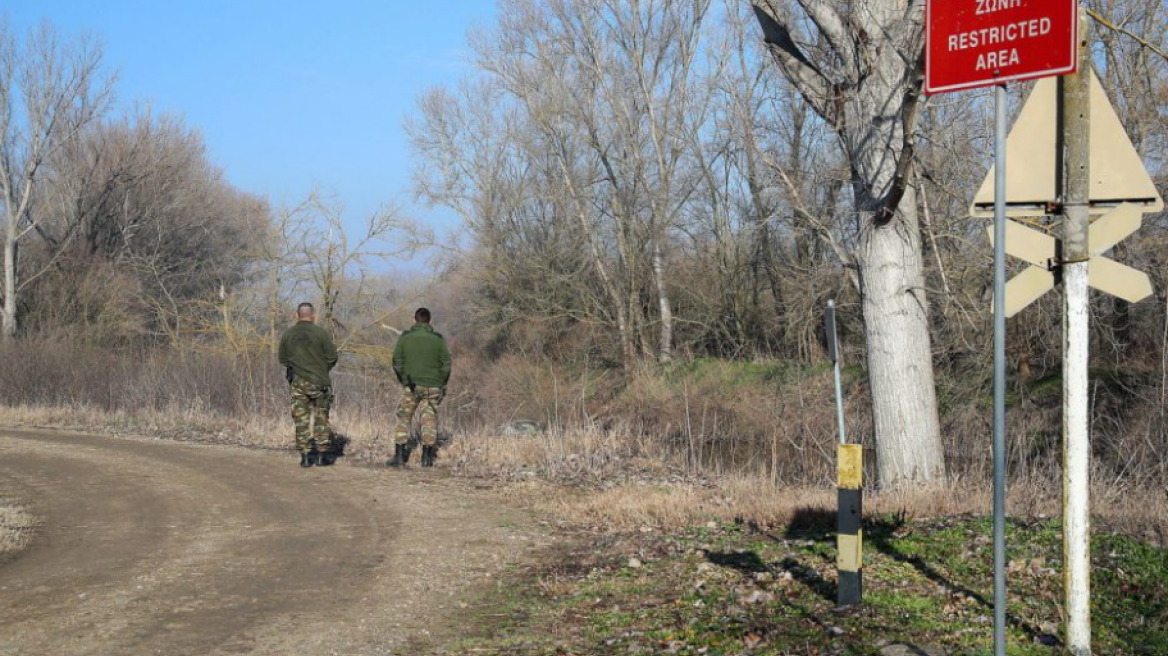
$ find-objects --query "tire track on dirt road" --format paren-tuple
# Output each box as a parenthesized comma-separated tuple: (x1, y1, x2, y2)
(0, 429, 546, 656)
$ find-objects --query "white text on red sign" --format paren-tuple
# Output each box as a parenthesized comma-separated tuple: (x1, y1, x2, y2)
(925, 0, 1077, 95)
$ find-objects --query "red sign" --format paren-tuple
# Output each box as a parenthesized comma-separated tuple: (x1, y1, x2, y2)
(925, 0, 1078, 95)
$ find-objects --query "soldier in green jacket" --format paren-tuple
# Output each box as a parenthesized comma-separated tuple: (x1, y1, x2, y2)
(278, 302, 339, 468)
(387, 307, 452, 468)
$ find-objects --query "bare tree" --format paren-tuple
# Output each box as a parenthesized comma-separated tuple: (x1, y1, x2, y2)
(752, 1, 945, 487)
(294, 193, 412, 334)
(413, 0, 864, 368)
(0, 21, 114, 340)
(470, 0, 713, 367)
(256, 198, 314, 352)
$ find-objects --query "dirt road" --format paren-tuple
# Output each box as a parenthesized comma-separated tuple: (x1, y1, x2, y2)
(0, 428, 546, 656)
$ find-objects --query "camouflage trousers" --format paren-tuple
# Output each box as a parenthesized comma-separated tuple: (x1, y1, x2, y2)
(290, 377, 333, 453)
(394, 386, 443, 447)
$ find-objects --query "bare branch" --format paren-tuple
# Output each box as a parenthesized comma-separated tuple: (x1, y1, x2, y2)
(751, 2, 838, 123)
(1088, 7, 1168, 63)
(792, 0, 856, 68)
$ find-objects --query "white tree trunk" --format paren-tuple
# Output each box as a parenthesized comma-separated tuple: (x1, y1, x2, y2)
(857, 188, 945, 486)
(2, 234, 16, 341)
(653, 242, 673, 363)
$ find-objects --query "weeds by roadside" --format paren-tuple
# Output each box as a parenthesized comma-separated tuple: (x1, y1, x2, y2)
(444, 429, 1168, 544)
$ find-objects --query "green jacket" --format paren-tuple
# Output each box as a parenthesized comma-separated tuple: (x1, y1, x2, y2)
(278, 321, 338, 388)
(392, 323, 452, 388)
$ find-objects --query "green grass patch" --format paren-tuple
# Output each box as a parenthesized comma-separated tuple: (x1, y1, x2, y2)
(449, 515, 1168, 655)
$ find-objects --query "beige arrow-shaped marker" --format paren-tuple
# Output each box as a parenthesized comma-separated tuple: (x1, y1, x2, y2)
(1089, 257, 1153, 303)
(1089, 203, 1143, 254)
(986, 203, 1153, 317)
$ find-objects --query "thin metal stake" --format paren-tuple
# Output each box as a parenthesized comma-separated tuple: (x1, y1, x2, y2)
(992, 81, 1009, 656)
(828, 299, 846, 446)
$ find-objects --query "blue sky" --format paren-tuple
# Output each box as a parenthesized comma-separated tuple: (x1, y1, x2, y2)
(3, 1, 494, 251)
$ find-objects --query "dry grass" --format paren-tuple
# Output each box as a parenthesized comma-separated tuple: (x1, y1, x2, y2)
(0, 498, 36, 561)
(0, 403, 399, 460)
(538, 475, 1168, 541)
(0, 403, 289, 448)
(446, 427, 1168, 542)
(446, 424, 698, 484)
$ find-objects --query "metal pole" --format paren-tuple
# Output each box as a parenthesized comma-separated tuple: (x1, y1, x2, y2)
(992, 81, 1008, 656)
(829, 299, 847, 446)
(1062, 10, 1092, 655)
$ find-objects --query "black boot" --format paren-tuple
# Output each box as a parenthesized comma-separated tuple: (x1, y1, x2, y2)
(386, 443, 411, 468)
(300, 451, 314, 468)
(421, 445, 437, 468)
(317, 451, 336, 466)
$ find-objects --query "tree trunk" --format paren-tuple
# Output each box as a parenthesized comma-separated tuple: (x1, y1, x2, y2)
(2, 234, 16, 341)
(635, 302, 654, 360)
(268, 264, 280, 354)
(857, 188, 945, 486)
(653, 242, 673, 363)
(616, 305, 636, 372)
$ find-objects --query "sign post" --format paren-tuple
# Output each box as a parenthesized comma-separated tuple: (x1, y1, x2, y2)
(927, 2, 1079, 655)
(941, 2, 1163, 652)
(990, 81, 1008, 656)
(1061, 11, 1092, 654)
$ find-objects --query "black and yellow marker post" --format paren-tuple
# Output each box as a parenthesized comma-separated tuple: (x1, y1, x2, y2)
(827, 299, 862, 607)
(837, 444, 863, 606)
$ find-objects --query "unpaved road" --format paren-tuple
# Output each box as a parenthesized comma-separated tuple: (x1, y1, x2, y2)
(0, 429, 547, 656)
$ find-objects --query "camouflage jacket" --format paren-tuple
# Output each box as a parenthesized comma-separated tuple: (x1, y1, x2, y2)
(278, 321, 338, 388)
(392, 323, 452, 388)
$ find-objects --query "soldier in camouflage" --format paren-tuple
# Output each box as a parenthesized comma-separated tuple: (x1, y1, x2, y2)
(387, 308, 452, 468)
(278, 302, 339, 468)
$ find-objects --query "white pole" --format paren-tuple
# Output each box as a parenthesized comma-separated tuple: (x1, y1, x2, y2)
(1064, 258, 1091, 655)
(1062, 9, 1092, 655)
